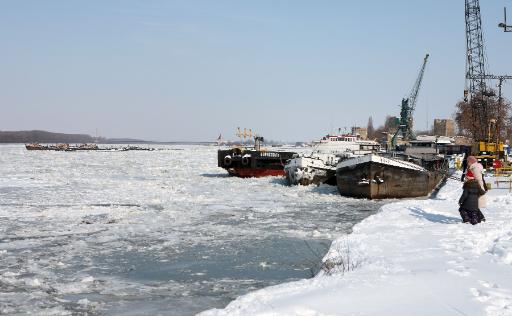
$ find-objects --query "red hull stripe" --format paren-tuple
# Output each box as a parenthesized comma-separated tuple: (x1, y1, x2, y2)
(228, 168, 285, 178)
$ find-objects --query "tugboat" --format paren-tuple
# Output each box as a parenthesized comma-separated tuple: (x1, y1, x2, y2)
(284, 134, 380, 186)
(217, 136, 296, 178)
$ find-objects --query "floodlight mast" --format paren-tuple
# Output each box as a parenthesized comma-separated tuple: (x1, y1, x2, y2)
(498, 7, 512, 32)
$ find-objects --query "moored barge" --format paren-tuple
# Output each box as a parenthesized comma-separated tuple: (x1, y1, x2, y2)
(218, 137, 296, 178)
(336, 153, 447, 199)
(285, 134, 380, 186)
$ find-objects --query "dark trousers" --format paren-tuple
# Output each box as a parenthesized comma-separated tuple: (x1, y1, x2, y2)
(459, 207, 485, 225)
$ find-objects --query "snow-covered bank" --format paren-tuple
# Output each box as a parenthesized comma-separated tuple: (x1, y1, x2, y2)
(201, 178, 512, 316)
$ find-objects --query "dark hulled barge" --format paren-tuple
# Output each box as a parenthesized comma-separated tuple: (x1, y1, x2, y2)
(218, 137, 296, 178)
(336, 153, 448, 199)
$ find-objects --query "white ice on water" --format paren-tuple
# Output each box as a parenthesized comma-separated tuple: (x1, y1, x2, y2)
(0, 144, 381, 315)
(202, 175, 512, 316)
(5, 143, 511, 316)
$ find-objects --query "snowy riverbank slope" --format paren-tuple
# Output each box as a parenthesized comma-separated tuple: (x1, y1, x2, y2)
(201, 178, 512, 316)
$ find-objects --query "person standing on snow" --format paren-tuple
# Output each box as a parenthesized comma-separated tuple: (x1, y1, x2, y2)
(458, 156, 487, 224)
(467, 156, 488, 208)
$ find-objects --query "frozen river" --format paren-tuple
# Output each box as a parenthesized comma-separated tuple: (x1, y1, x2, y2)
(0, 145, 383, 315)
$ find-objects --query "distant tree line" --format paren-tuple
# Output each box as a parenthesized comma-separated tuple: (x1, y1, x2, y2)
(0, 130, 106, 143)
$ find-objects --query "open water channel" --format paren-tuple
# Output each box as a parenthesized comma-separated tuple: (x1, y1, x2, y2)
(0, 145, 383, 315)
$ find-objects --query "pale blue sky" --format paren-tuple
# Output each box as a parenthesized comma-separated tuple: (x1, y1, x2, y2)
(1, 1, 511, 142)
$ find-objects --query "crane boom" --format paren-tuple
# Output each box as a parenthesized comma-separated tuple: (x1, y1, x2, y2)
(391, 54, 429, 148)
(400, 53, 429, 140)
(408, 54, 430, 112)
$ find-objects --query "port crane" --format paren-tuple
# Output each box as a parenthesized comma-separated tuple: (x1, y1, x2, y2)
(464, 0, 512, 163)
(391, 54, 429, 148)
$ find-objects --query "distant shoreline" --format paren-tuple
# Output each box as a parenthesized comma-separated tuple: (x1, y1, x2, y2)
(0, 130, 216, 145)
(0, 142, 217, 146)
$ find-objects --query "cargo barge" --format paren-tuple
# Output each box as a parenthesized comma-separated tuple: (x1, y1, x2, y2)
(336, 153, 448, 199)
(284, 134, 380, 186)
(218, 137, 296, 178)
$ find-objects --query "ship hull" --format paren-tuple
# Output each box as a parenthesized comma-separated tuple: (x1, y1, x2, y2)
(284, 157, 334, 186)
(336, 155, 446, 199)
(284, 166, 335, 186)
(284, 155, 341, 186)
(227, 168, 285, 178)
(218, 149, 296, 178)
(25, 146, 46, 151)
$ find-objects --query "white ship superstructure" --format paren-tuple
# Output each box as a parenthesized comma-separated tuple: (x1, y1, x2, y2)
(285, 134, 380, 186)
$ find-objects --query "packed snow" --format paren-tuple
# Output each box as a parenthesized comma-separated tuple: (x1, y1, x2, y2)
(202, 175, 512, 316)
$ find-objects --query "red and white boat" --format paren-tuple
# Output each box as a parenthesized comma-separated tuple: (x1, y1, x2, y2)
(217, 136, 296, 178)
